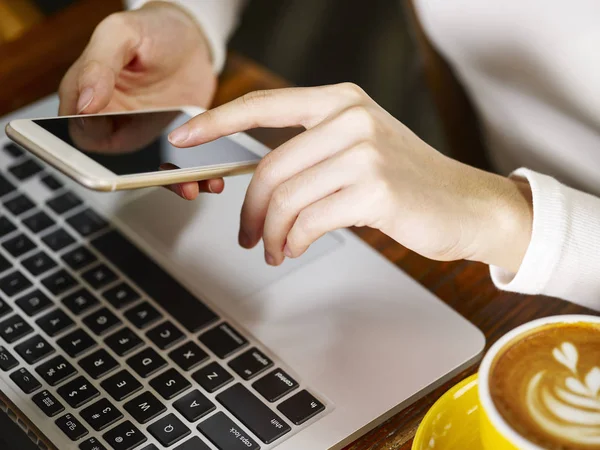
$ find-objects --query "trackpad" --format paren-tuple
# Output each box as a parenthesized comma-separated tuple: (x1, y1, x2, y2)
(113, 175, 343, 300)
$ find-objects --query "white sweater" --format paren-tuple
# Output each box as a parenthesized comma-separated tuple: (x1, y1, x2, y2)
(127, 0, 600, 312)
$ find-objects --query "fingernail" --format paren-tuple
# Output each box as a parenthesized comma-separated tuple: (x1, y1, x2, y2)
(169, 126, 189, 145)
(207, 181, 214, 193)
(77, 87, 94, 113)
(284, 245, 293, 258)
(265, 250, 275, 266)
(238, 229, 252, 248)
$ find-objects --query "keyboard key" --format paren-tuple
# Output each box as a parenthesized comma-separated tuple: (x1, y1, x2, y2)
(103, 421, 146, 450)
(173, 390, 215, 423)
(21, 251, 57, 276)
(105, 327, 143, 356)
(83, 308, 121, 335)
(42, 228, 76, 251)
(57, 328, 96, 358)
(0, 298, 11, 319)
(62, 246, 97, 271)
(3, 142, 24, 157)
(124, 302, 161, 329)
(0, 216, 16, 237)
(0, 346, 18, 371)
(229, 348, 273, 381)
(175, 437, 210, 450)
(47, 191, 82, 215)
(218, 383, 291, 444)
(0, 253, 9, 274)
(150, 368, 191, 400)
(197, 412, 259, 450)
(81, 398, 123, 432)
(2, 233, 36, 257)
(36, 308, 75, 336)
(57, 375, 100, 408)
(22, 210, 55, 233)
(40, 173, 63, 191)
(200, 323, 248, 359)
(67, 209, 108, 237)
(124, 391, 166, 424)
(83, 264, 118, 289)
(127, 348, 166, 378)
(0, 314, 33, 343)
(36, 355, 77, 386)
(10, 367, 41, 394)
(92, 231, 218, 333)
(0, 175, 15, 197)
(146, 321, 184, 350)
(8, 159, 43, 180)
(80, 437, 107, 450)
(32, 390, 65, 417)
(62, 288, 99, 315)
(253, 369, 299, 402)
(15, 289, 53, 316)
(277, 389, 325, 425)
(169, 341, 208, 372)
(41, 269, 78, 295)
(0, 271, 32, 297)
(56, 413, 88, 441)
(148, 413, 190, 447)
(79, 349, 119, 379)
(15, 334, 54, 364)
(4, 194, 35, 216)
(192, 362, 233, 393)
(101, 370, 143, 402)
(103, 282, 139, 309)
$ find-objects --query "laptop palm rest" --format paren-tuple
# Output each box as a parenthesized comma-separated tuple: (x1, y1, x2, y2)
(110, 175, 343, 301)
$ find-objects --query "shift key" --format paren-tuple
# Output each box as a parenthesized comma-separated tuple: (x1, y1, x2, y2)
(198, 412, 259, 450)
(217, 383, 291, 444)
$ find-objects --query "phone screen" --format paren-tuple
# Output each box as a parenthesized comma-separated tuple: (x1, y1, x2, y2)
(33, 110, 261, 176)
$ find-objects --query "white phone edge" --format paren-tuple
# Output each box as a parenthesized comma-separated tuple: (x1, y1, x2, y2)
(5, 106, 269, 192)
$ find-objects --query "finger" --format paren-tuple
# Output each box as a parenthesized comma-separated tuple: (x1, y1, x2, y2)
(64, 14, 141, 115)
(239, 106, 374, 249)
(284, 187, 362, 259)
(262, 149, 358, 265)
(158, 163, 224, 199)
(168, 83, 369, 147)
(58, 64, 80, 116)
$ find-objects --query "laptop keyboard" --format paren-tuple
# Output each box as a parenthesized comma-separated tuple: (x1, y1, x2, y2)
(0, 141, 326, 449)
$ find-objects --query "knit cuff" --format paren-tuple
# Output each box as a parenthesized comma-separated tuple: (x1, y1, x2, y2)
(490, 168, 600, 311)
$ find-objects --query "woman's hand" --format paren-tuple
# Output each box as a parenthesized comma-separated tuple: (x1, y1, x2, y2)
(168, 83, 533, 272)
(58, 2, 223, 195)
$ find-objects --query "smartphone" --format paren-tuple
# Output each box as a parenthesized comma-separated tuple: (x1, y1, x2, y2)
(5, 107, 266, 191)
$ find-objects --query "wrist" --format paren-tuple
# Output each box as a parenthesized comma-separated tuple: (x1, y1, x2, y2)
(473, 173, 533, 272)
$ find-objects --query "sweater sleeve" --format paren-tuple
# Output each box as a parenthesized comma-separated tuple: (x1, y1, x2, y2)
(490, 168, 600, 311)
(124, 0, 246, 73)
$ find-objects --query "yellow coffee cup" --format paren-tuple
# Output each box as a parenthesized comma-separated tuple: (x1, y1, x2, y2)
(413, 314, 600, 450)
(478, 314, 600, 450)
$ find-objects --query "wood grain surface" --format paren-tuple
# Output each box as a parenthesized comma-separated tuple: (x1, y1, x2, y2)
(0, 1, 596, 448)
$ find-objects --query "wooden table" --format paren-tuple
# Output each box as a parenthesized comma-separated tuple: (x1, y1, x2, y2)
(0, 1, 596, 448)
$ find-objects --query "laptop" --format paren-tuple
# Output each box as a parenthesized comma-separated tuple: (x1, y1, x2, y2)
(0, 96, 484, 450)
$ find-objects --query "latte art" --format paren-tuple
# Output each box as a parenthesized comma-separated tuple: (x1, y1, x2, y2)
(489, 322, 600, 450)
(525, 342, 600, 446)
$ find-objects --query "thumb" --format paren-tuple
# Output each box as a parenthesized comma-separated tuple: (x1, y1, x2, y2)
(75, 14, 141, 114)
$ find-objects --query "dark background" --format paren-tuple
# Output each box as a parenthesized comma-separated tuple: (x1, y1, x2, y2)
(1, 0, 443, 448)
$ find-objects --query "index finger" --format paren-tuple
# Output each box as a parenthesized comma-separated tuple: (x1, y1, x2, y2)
(168, 83, 366, 147)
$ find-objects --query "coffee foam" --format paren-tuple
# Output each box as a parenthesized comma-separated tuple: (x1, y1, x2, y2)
(525, 342, 600, 446)
(489, 323, 600, 449)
